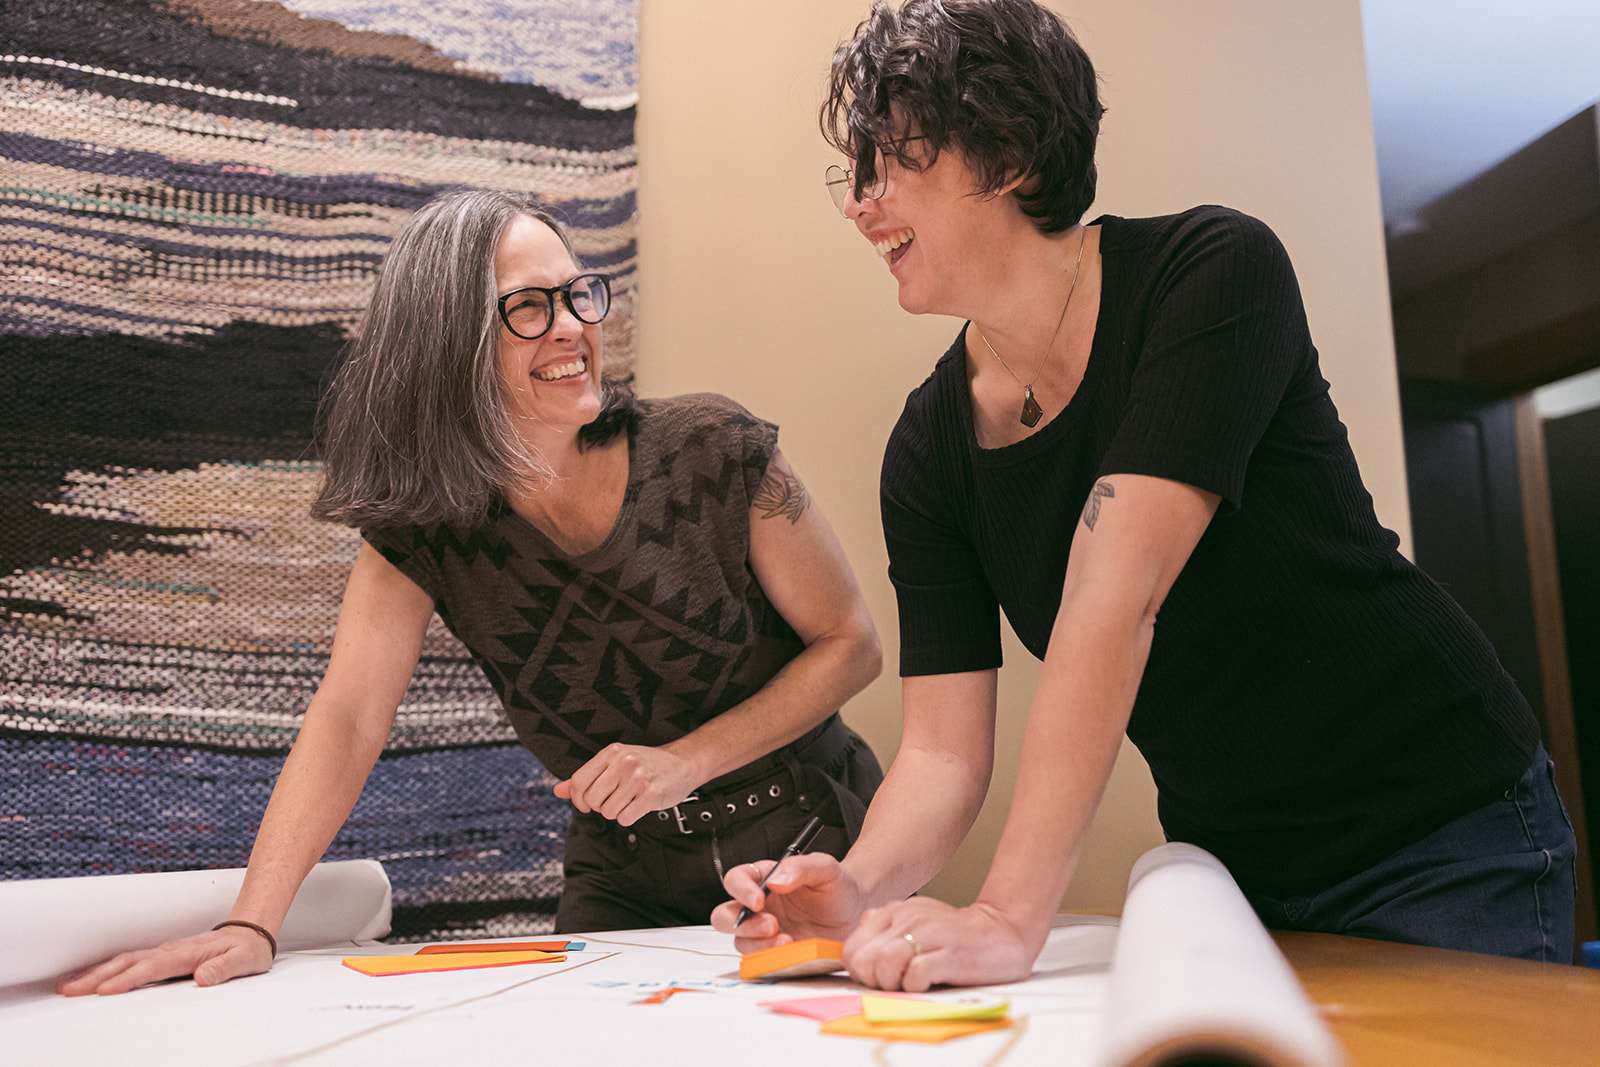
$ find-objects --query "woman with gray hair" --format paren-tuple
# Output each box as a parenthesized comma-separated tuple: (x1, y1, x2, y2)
(59, 190, 884, 995)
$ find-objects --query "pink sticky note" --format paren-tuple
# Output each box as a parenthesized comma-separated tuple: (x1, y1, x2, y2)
(759, 994, 865, 1023)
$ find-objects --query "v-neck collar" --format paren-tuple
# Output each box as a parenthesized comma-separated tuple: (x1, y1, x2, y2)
(495, 430, 639, 566)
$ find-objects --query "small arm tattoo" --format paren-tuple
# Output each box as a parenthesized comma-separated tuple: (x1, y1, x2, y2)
(753, 468, 810, 524)
(1081, 479, 1115, 530)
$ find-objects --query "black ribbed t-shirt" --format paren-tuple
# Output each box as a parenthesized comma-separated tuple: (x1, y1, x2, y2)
(880, 205, 1540, 895)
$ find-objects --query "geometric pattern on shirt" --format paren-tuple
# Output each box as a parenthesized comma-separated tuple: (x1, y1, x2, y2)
(477, 554, 765, 769)
(403, 401, 792, 774)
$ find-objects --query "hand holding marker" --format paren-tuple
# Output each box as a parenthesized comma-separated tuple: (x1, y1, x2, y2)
(734, 815, 824, 927)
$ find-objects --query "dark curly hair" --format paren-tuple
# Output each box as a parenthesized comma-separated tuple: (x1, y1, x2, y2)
(821, 0, 1105, 234)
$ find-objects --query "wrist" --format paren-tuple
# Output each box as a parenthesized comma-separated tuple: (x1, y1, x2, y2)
(661, 736, 713, 789)
(838, 852, 897, 909)
(970, 897, 1051, 955)
(226, 887, 290, 938)
(225, 898, 287, 938)
(213, 919, 278, 957)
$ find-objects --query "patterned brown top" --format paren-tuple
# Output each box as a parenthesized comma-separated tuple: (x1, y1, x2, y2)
(362, 394, 808, 780)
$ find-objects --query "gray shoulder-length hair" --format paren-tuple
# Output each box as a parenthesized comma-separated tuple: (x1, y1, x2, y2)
(312, 189, 635, 530)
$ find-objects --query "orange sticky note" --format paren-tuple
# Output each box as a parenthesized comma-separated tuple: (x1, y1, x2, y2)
(342, 950, 565, 977)
(415, 940, 571, 955)
(821, 1013, 1014, 1043)
(739, 938, 846, 980)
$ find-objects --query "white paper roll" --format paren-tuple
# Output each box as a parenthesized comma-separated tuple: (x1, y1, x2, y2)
(1096, 843, 1346, 1067)
(0, 859, 392, 988)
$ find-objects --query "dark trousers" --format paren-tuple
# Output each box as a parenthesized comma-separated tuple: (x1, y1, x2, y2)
(553, 729, 882, 933)
(1246, 745, 1579, 963)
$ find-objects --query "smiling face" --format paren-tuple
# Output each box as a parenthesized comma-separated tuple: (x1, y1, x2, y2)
(845, 140, 1019, 318)
(493, 213, 604, 437)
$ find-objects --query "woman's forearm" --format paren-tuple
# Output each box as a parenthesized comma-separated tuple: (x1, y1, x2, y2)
(227, 700, 392, 934)
(977, 591, 1154, 944)
(664, 624, 881, 785)
(841, 743, 991, 906)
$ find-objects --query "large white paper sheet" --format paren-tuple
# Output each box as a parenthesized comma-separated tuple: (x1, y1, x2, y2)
(1, 846, 1345, 1066)
(0, 860, 391, 988)
(2, 922, 1118, 1066)
(1097, 843, 1346, 1067)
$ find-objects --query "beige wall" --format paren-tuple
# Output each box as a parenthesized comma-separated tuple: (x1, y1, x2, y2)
(635, 1, 1406, 911)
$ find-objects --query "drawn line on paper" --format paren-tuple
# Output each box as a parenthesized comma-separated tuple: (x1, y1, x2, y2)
(580, 934, 740, 959)
(248, 952, 619, 1066)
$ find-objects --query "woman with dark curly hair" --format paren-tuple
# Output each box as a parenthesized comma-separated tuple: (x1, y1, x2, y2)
(714, 0, 1576, 987)
(60, 190, 884, 996)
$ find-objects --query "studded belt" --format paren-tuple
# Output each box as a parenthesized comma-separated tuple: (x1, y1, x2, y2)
(639, 766, 804, 838)
(632, 716, 852, 839)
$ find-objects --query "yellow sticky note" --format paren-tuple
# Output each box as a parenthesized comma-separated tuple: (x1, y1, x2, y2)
(860, 994, 1010, 1023)
(341, 949, 564, 977)
(821, 1013, 1013, 1043)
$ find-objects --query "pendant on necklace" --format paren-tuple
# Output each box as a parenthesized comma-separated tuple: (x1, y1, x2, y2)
(1020, 385, 1044, 427)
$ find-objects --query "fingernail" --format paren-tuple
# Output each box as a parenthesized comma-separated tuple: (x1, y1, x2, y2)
(770, 873, 790, 885)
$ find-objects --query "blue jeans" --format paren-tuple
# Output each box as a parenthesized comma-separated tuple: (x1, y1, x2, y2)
(1246, 746, 1578, 963)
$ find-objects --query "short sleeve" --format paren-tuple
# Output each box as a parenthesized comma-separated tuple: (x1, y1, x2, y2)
(734, 411, 779, 505)
(880, 399, 1002, 677)
(1097, 210, 1310, 509)
(672, 392, 779, 506)
(360, 524, 440, 604)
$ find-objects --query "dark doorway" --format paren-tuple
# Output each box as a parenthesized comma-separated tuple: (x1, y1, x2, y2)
(1400, 381, 1545, 709)
(1545, 404, 1600, 920)
(1400, 378, 1597, 945)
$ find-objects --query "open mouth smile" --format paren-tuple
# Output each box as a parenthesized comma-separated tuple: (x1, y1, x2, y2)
(532, 356, 588, 383)
(873, 227, 915, 269)
(534, 355, 592, 383)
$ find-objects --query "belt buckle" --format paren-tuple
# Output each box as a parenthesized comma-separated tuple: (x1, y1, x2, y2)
(669, 794, 700, 835)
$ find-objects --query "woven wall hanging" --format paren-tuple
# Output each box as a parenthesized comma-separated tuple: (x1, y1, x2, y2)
(0, 0, 640, 939)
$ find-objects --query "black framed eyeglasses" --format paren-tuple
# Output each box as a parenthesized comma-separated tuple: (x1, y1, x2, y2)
(824, 136, 927, 216)
(496, 272, 612, 341)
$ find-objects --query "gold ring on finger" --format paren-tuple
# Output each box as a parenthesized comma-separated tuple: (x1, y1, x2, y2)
(903, 932, 922, 956)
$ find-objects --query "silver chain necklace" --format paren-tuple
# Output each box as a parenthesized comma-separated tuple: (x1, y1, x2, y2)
(974, 226, 1089, 428)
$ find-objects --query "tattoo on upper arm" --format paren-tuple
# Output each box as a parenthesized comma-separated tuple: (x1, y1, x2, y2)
(1081, 479, 1115, 531)
(753, 467, 810, 524)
